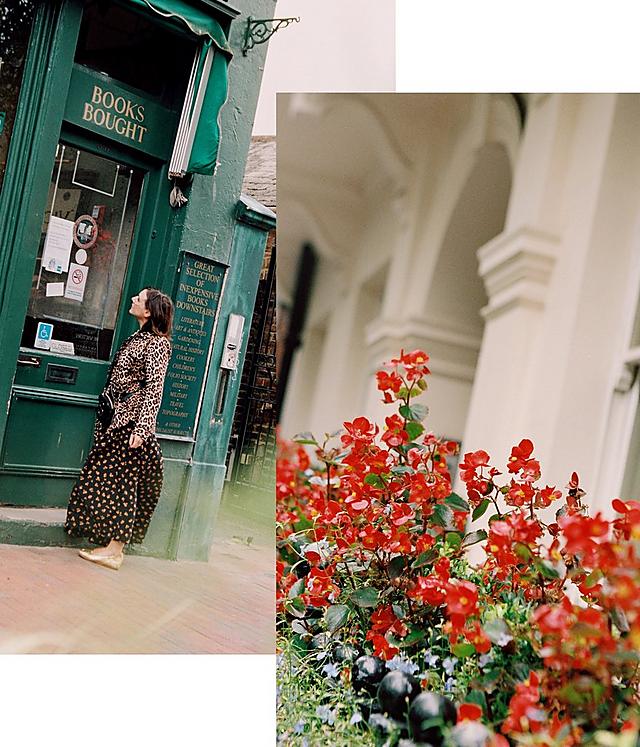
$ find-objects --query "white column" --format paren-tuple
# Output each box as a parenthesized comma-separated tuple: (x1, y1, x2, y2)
(461, 94, 634, 497)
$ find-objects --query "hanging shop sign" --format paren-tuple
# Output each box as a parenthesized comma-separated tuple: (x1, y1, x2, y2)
(157, 253, 226, 440)
(64, 66, 178, 159)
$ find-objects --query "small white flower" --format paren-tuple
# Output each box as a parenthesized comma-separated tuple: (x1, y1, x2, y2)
(293, 720, 306, 734)
(322, 662, 340, 678)
(445, 676, 456, 692)
(424, 650, 440, 667)
(316, 705, 336, 725)
(496, 632, 513, 647)
(478, 653, 493, 668)
(349, 712, 363, 725)
(443, 657, 458, 676)
(386, 655, 420, 675)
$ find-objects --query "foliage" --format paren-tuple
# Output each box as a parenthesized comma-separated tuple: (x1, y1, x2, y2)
(277, 350, 640, 745)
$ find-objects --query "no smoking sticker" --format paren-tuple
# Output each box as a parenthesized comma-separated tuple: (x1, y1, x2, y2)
(64, 262, 89, 302)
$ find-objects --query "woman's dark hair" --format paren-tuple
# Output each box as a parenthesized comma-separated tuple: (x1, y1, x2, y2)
(143, 288, 174, 337)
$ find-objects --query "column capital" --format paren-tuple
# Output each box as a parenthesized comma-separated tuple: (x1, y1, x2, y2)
(366, 316, 481, 383)
(477, 225, 559, 321)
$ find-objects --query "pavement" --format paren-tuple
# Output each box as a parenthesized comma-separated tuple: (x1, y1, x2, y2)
(0, 496, 275, 654)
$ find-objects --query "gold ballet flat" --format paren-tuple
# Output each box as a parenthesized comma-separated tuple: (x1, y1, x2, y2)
(78, 549, 124, 570)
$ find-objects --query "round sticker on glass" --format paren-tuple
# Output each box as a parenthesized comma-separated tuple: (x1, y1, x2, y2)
(75, 248, 88, 265)
(73, 214, 98, 249)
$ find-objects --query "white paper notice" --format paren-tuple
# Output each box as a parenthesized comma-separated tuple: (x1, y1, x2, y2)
(45, 282, 65, 297)
(41, 216, 74, 274)
(50, 339, 75, 355)
(64, 263, 89, 302)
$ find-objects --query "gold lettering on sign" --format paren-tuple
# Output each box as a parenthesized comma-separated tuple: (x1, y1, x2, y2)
(82, 86, 148, 144)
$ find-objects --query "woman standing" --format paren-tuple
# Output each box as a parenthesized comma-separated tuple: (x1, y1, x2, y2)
(64, 287, 174, 570)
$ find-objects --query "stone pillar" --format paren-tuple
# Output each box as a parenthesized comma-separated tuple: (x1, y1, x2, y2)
(461, 94, 638, 498)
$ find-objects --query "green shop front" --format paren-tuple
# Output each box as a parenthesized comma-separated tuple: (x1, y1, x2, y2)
(0, 0, 275, 560)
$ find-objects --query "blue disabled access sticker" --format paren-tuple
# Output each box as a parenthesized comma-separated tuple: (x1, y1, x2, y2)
(34, 321, 54, 350)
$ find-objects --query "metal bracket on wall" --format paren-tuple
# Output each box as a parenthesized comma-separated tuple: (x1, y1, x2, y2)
(242, 16, 300, 55)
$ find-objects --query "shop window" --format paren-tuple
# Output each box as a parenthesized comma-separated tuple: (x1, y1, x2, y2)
(75, 0, 196, 110)
(0, 0, 37, 197)
(20, 142, 143, 360)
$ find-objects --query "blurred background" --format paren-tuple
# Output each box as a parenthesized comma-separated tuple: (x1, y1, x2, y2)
(277, 92, 640, 515)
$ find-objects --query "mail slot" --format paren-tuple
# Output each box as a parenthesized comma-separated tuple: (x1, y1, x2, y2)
(45, 363, 78, 385)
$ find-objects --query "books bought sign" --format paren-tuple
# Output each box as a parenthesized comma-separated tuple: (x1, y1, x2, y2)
(64, 65, 178, 160)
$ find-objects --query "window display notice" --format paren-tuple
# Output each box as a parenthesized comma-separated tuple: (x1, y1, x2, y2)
(41, 216, 74, 274)
(156, 254, 226, 439)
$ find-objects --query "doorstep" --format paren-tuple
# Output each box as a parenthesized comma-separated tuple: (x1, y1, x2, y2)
(0, 506, 154, 557)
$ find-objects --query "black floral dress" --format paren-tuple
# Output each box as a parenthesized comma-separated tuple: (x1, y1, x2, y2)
(64, 327, 171, 546)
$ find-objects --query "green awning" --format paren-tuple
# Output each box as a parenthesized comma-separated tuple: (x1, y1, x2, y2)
(129, 0, 233, 177)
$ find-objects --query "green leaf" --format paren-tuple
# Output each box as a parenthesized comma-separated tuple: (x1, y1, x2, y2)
(472, 498, 490, 521)
(461, 529, 487, 549)
(464, 690, 487, 714)
(293, 516, 314, 532)
(452, 642, 475, 658)
(445, 493, 470, 512)
(292, 432, 318, 445)
(364, 473, 385, 488)
(585, 569, 603, 588)
(392, 603, 406, 619)
(390, 465, 414, 475)
(514, 542, 532, 562)
(432, 503, 454, 528)
(406, 421, 424, 441)
(445, 532, 462, 549)
(399, 403, 428, 422)
(401, 628, 426, 647)
(412, 548, 439, 569)
(288, 577, 305, 599)
(388, 555, 407, 579)
(487, 513, 502, 523)
(534, 558, 560, 579)
(350, 587, 379, 608)
(324, 604, 349, 633)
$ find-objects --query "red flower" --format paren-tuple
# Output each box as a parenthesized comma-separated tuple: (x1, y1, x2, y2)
(501, 671, 544, 735)
(408, 575, 446, 606)
(390, 501, 415, 526)
(389, 349, 431, 380)
(369, 604, 408, 638)
(414, 534, 435, 555)
(376, 370, 403, 394)
(506, 480, 534, 508)
(463, 620, 491, 654)
(358, 524, 387, 551)
(304, 567, 339, 607)
(535, 485, 561, 508)
(457, 703, 483, 722)
(366, 632, 399, 660)
(434, 556, 451, 582)
(446, 579, 478, 627)
(341, 417, 378, 448)
(381, 415, 409, 448)
(508, 439, 534, 472)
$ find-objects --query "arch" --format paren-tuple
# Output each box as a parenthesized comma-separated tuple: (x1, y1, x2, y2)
(424, 141, 513, 337)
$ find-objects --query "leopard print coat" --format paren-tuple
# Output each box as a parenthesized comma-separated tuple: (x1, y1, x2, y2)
(105, 328, 172, 441)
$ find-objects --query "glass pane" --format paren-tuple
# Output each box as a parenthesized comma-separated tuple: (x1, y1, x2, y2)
(74, 1, 195, 110)
(20, 142, 143, 360)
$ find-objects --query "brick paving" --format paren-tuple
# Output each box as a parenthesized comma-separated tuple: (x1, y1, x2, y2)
(0, 533, 274, 654)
